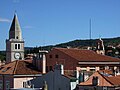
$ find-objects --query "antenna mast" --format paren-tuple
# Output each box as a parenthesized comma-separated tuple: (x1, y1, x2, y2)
(89, 19, 92, 40)
(89, 19, 92, 48)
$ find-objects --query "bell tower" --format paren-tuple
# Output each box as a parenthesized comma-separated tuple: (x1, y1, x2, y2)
(96, 38, 105, 55)
(6, 13, 24, 63)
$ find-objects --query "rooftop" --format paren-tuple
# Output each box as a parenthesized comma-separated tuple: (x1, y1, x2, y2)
(53, 48, 120, 62)
(80, 70, 120, 86)
(0, 60, 41, 75)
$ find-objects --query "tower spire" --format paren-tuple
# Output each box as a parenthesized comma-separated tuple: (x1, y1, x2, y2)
(9, 12, 22, 40)
(15, 10, 17, 15)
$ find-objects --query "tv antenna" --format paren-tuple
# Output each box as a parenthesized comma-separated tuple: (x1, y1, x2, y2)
(89, 19, 92, 40)
(89, 19, 92, 48)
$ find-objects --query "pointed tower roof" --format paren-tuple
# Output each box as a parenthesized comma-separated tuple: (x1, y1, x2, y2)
(10, 13, 21, 32)
(9, 12, 22, 40)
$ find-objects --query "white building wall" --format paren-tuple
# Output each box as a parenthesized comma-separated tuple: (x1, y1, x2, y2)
(14, 77, 33, 89)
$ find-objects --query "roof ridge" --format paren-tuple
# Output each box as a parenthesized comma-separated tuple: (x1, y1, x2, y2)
(1, 60, 16, 66)
(97, 71, 114, 85)
(13, 60, 19, 74)
(55, 47, 93, 50)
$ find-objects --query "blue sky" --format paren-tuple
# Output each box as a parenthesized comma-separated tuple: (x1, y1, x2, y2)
(0, 0, 120, 50)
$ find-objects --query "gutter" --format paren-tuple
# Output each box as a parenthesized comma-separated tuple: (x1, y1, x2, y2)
(13, 74, 42, 77)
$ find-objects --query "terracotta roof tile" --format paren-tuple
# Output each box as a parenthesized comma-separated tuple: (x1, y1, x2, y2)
(103, 75, 120, 86)
(54, 48, 120, 62)
(0, 60, 41, 75)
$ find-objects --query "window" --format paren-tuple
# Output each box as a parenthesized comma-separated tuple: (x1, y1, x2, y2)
(0, 80, 3, 89)
(15, 44, 20, 49)
(15, 44, 17, 49)
(49, 55, 52, 58)
(55, 55, 59, 58)
(100, 66, 105, 70)
(23, 82, 27, 88)
(109, 66, 114, 71)
(103, 87, 107, 90)
(90, 67, 96, 71)
(18, 44, 20, 49)
(16, 36, 18, 39)
(6, 81, 10, 90)
(90, 69, 95, 71)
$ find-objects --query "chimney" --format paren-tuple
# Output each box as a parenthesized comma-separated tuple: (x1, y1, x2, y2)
(76, 67, 81, 84)
(32, 54, 37, 66)
(54, 64, 64, 75)
(39, 50, 48, 74)
(61, 64, 64, 75)
(32, 50, 48, 74)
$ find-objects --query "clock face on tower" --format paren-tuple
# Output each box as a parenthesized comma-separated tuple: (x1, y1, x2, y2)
(14, 52, 21, 59)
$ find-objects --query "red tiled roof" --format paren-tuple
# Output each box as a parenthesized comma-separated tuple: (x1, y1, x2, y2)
(103, 75, 120, 86)
(98, 70, 120, 86)
(0, 60, 41, 75)
(54, 48, 120, 62)
(80, 70, 120, 86)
